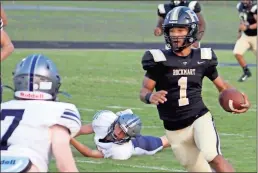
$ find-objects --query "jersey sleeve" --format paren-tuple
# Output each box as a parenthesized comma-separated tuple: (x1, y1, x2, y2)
(251, 5, 257, 15)
(141, 50, 164, 81)
(157, 4, 166, 18)
(0, 18, 3, 31)
(92, 110, 117, 138)
(57, 105, 81, 138)
(188, 1, 201, 13)
(202, 48, 219, 81)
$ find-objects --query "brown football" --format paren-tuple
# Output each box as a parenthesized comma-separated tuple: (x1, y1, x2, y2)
(219, 88, 245, 112)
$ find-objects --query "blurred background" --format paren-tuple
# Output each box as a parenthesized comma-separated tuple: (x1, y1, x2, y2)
(2, 1, 241, 44)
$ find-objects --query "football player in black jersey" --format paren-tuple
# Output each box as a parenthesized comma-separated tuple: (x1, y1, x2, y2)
(1, 18, 14, 103)
(154, 0, 206, 49)
(140, 6, 250, 172)
(233, 0, 257, 82)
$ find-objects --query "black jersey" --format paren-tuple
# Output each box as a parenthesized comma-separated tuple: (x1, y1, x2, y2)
(157, 1, 201, 19)
(237, 2, 257, 36)
(141, 48, 218, 130)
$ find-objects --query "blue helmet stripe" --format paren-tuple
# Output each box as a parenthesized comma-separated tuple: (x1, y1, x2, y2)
(29, 55, 39, 91)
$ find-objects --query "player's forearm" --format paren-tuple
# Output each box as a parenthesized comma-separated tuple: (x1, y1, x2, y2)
(1, 44, 14, 61)
(55, 145, 79, 172)
(212, 76, 234, 93)
(218, 81, 234, 93)
(70, 138, 103, 158)
(156, 17, 164, 28)
(51, 125, 79, 172)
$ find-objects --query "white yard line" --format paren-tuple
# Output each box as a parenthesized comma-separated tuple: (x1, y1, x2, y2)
(76, 159, 185, 172)
(106, 105, 142, 110)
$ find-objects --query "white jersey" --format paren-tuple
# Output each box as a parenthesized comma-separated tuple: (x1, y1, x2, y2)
(91, 110, 134, 160)
(1, 100, 81, 172)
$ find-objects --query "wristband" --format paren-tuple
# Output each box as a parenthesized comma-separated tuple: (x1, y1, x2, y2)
(145, 93, 152, 104)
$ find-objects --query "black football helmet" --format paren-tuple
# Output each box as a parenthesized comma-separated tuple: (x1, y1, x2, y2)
(162, 6, 199, 52)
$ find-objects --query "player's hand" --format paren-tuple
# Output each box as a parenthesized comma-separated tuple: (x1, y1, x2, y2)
(154, 27, 163, 36)
(239, 23, 247, 31)
(149, 90, 167, 105)
(232, 93, 250, 114)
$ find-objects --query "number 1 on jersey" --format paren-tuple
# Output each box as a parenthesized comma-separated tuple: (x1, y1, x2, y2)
(178, 77, 189, 106)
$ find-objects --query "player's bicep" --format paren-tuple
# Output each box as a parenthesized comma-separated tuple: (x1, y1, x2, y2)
(203, 48, 218, 81)
(77, 124, 94, 136)
(51, 124, 70, 146)
(204, 65, 218, 81)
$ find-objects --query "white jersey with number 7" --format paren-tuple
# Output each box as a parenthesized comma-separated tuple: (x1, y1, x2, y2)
(1, 100, 81, 172)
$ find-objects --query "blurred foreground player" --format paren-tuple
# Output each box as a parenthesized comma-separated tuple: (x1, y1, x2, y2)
(1, 54, 80, 172)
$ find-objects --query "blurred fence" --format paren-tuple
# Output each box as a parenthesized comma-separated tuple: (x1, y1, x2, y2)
(2, 1, 241, 43)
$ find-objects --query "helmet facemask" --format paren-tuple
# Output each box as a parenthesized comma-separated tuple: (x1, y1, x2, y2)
(106, 119, 131, 145)
(163, 23, 198, 52)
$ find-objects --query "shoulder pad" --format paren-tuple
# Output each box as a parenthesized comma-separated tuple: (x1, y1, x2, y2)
(149, 49, 167, 62)
(236, 2, 242, 10)
(200, 48, 212, 60)
(188, 1, 201, 13)
(251, 5, 257, 13)
(157, 4, 166, 14)
(141, 49, 167, 70)
(200, 48, 218, 66)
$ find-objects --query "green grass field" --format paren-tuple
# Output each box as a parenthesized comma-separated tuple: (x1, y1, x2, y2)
(3, 1, 240, 43)
(1, 49, 256, 172)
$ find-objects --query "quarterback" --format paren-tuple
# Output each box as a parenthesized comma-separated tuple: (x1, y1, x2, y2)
(140, 6, 250, 172)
